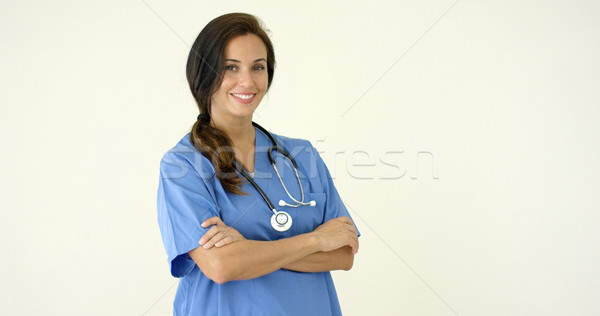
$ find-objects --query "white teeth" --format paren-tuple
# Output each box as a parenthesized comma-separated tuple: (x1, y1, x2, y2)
(232, 93, 254, 100)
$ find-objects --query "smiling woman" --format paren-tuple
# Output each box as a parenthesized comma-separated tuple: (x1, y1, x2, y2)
(211, 35, 269, 124)
(157, 12, 360, 316)
(185, 13, 276, 194)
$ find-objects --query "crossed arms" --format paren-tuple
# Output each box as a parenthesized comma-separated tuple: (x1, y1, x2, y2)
(188, 216, 359, 284)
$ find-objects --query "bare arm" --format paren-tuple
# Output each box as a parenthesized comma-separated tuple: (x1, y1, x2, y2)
(190, 216, 358, 283)
(189, 234, 320, 284)
(282, 245, 355, 272)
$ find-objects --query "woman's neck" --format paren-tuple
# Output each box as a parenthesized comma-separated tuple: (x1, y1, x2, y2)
(212, 117, 255, 147)
(211, 115, 256, 171)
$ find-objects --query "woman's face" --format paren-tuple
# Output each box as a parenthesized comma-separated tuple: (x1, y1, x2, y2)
(210, 33, 269, 123)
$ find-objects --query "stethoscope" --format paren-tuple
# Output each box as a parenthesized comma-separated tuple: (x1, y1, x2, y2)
(233, 122, 316, 232)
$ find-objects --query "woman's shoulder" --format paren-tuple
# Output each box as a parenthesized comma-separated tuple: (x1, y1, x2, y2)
(269, 132, 315, 153)
(159, 133, 215, 176)
(268, 131, 322, 170)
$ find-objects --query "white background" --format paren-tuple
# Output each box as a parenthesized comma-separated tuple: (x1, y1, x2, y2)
(1, 0, 599, 315)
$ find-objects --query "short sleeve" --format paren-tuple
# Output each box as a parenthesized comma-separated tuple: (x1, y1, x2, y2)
(311, 145, 361, 237)
(157, 152, 219, 277)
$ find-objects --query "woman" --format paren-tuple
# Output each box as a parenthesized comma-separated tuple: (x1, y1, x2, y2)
(157, 13, 359, 316)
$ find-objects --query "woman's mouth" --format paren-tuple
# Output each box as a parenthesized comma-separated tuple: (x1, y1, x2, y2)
(231, 93, 256, 104)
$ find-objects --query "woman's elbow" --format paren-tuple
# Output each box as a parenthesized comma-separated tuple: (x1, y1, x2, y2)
(342, 255, 354, 271)
(190, 248, 234, 284)
(202, 256, 233, 284)
(207, 273, 229, 285)
(340, 247, 355, 271)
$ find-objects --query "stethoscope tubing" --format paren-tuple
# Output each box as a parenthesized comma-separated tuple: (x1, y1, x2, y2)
(236, 166, 278, 214)
(234, 122, 314, 211)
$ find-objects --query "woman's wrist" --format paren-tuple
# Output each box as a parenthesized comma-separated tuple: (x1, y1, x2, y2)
(302, 231, 323, 253)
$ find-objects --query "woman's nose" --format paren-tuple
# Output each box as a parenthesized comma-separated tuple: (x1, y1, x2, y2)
(237, 69, 254, 87)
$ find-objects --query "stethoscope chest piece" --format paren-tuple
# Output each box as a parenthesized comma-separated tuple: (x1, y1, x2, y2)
(271, 210, 292, 232)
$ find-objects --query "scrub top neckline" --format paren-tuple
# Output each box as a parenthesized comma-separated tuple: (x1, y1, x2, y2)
(252, 125, 259, 174)
(250, 125, 271, 193)
(240, 126, 260, 175)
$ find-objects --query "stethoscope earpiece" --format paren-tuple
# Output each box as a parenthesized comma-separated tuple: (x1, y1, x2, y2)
(279, 199, 317, 208)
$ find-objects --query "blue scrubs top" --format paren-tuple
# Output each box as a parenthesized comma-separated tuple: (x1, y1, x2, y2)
(157, 127, 359, 316)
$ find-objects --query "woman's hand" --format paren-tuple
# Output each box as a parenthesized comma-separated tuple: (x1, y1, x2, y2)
(311, 216, 359, 254)
(199, 217, 246, 249)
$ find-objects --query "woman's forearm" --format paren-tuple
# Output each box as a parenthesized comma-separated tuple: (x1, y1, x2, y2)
(282, 246, 355, 272)
(189, 233, 320, 284)
(191, 216, 358, 283)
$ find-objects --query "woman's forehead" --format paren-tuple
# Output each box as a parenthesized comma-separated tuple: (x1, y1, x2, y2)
(224, 34, 267, 61)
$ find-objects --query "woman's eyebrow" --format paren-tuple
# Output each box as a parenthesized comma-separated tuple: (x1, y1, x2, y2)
(225, 58, 267, 63)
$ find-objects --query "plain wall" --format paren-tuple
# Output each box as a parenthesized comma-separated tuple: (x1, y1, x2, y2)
(1, 0, 599, 315)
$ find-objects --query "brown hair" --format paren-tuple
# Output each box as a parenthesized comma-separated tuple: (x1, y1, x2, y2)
(186, 13, 275, 194)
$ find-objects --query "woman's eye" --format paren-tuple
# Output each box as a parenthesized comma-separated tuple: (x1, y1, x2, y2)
(253, 65, 266, 71)
(225, 65, 237, 71)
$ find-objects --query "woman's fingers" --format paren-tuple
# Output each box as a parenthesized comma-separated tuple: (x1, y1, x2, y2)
(199, 217, 226, 246)
(199, 225, 221, 247)
(340, 227, 358, 254)
(201, 216, 224, 228)
(204, 228, 245, 249)
(334, 216, 352, 226)
(199, 218, 246, 249)
(347, 230, 359, 254)
(313, 216, 359, 253)
(316, 217, 357, 236)
(215, 236, 233, 247)
(202, 231, 225, 249)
